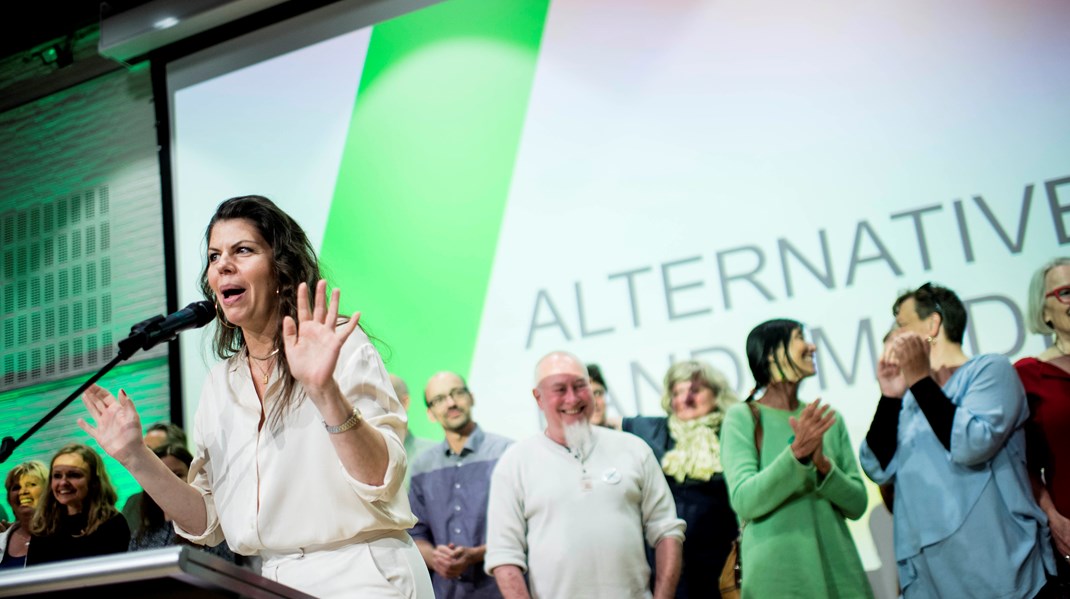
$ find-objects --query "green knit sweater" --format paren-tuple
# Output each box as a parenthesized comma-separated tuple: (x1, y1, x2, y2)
(720, 401, 874, 599)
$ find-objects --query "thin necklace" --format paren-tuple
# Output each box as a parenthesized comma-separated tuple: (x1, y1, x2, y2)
(247, 348, 276, 385)
(250, 357, 273, 385)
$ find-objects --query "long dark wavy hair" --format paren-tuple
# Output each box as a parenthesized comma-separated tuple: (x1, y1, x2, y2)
(199, 195, 325, 426)
(31, 444, 119, 537)
(135, 444, 193, 544)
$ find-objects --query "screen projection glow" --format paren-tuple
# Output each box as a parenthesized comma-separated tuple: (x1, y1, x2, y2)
(168, 0, 1070, 574)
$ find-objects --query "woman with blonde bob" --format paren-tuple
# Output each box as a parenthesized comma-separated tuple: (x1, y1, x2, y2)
(0, 461, 47, 569)
(1017, 257, 1070, 590)
(621, 359, 740, 598)
(27, 444, 129, 565)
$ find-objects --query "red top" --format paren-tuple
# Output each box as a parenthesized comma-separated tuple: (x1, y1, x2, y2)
(1016, 356, 1070, 516)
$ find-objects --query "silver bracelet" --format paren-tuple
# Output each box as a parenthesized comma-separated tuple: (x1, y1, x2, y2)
(324, 405, 363, 434)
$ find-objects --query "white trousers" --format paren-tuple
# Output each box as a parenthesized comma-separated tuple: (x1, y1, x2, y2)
(259, 530, 434, 598)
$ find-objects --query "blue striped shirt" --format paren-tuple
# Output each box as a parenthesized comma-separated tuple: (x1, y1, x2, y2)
(408, 425, 512, 599)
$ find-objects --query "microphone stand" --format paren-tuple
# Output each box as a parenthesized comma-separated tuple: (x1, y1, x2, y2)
(0, 315, 167, 464)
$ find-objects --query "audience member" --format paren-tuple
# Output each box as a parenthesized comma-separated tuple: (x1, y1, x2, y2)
(0, 461, 47, 569)
(721, 319, 872, 598)
(486, 351, 685, 599)
(143, 422, 188, 450)
(123, 421, 189, 530)
(391, 373, 438, 493)
(126, 443, 234, 562)
(620, 360, 739, 598)
(860, 282, 1053, 598)
(409, 371, 511, 598)
(1017, 258, 1070, 589)
(27, 443, 129, 565)
(587, 364, 610, 427)
(128, 443, 192, 550)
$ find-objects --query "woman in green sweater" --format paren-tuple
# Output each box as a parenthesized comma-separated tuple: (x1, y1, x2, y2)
(721, 319, 873, 598)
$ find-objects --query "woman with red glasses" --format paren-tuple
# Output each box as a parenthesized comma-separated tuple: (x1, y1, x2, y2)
(1017, 257, 1070, 592)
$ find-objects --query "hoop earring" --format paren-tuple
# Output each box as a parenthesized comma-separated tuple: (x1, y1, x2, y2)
(215, 300, 237, 329)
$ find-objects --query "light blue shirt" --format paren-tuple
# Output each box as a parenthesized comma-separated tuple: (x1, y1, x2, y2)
(859, 354, 1054, 598)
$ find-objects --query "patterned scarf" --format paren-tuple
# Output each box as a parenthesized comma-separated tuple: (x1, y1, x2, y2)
(662, 411, 724, 483)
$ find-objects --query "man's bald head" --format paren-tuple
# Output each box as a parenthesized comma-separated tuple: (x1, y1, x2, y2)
(532, 351, 593, 445)
(533, 351, 589, 387)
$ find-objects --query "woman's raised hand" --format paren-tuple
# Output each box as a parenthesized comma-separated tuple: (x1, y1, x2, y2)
(79, 385, 146, 464)
(788, 399, 836, 462)
(282, 280, 361, 403)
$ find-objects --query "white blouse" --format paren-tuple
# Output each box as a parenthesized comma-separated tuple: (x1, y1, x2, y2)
(175, 329, 416, 555)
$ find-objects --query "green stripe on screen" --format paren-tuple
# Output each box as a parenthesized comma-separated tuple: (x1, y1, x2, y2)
(320, 0, 550, 439)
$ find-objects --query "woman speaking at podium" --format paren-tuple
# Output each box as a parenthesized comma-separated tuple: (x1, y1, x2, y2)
(79, 196, 433, 598)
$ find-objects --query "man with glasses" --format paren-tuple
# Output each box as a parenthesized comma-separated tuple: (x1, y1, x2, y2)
(408, 371, 512, 598)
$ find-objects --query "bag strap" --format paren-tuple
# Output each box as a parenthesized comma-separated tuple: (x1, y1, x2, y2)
(748, 400, 763, 458)
(735, 400, 764, 537)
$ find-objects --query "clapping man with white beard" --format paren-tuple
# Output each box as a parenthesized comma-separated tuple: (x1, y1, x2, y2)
(484, 351, 685, 599)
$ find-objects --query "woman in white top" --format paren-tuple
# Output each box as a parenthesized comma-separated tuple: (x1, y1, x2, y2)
(0, 461, 47, 569)
(80, 195, 433, 598)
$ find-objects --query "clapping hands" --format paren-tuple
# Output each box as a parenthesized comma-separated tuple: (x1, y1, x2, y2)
(789, 398, 836, 464)
(878, 330, 932, 397)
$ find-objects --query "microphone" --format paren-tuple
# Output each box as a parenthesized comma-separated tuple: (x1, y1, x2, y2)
(117, 300, 215, 358)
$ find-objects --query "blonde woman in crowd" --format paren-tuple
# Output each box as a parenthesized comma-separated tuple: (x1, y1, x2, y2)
(0, 461, 47, 569)
(1018, 258, 1070, 592)
(621, 360, 739, 598)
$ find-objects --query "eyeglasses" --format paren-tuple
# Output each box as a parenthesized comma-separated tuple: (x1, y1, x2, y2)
(1046, 285, 1070, 305)
(428, 387, 470, 409)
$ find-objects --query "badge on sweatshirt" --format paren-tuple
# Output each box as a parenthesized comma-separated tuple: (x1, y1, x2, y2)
(602, 468, 622, 485)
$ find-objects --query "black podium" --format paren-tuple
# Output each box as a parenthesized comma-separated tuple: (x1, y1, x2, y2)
(0, 546, 314, 598)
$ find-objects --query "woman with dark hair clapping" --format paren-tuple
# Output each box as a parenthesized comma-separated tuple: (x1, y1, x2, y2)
(721, 319, 871, 598)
